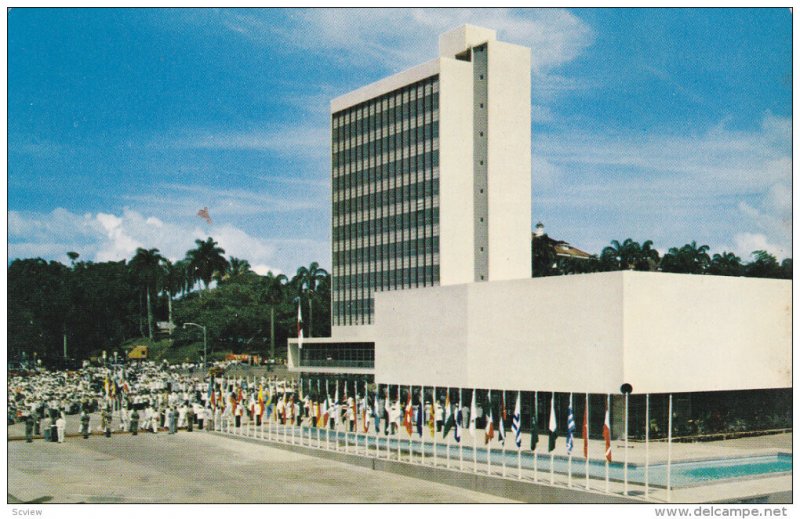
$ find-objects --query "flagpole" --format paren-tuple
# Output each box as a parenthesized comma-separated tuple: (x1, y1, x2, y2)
(501, 390, 506, 478)
(550, 392, 555, 486)
(458, 388, 463, 472)
(408, 385, 413, 464)
(317, 380, 321, 449)
(421, 384, 425, 465)
(325, 380, 331, 451)
(585, 392, 590, 490)
(645, 393, 650, 500)
(605, 393, 610, 494)
(432, 386, 437, 467)
(345, 381, 350, 453)
(397, 385, 401, 462)
(534, 391, 538, 483)
(624, 391, 629, 496)
(472, 389, 477, 474)
(445, 387, 450, 470)
(568, 392, 573, 488)
(667, 393, 673, 502)
(486, 389, 492, 476)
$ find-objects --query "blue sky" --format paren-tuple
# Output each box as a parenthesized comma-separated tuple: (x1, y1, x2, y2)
(8, 8, 792, 274)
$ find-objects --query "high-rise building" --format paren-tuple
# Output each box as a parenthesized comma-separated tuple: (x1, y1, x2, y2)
(330, 25, 531, 333)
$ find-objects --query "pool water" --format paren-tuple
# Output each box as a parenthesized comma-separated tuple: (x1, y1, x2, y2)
(261, 426, 792, 488)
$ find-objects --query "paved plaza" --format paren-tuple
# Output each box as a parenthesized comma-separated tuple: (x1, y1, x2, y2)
(8, 430, 516, 503)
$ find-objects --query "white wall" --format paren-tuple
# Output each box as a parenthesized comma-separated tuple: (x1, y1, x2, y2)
(373, 272, 791, 394)
(486, 40, 532, 282)
(622, 272, 792, 393)
(438, 57, 476, 286)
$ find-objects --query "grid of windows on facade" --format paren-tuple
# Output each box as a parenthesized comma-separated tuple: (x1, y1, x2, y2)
(299, 343, 375, 369)
(331, 75, 441, 327)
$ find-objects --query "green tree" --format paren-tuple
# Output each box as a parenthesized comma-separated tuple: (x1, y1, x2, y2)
(186, 237, 230, 290)
(263, 271, 288, 359)
(707, 252, 743, 277)
(660, 241, 710, 274)
(293, 262, 329, 338)
(745, 250, 782, 278)
(129, 247, 165, 340)
(217, 257, 251, 283)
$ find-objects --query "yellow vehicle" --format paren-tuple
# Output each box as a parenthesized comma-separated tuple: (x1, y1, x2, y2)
(127, 345, 148, 360)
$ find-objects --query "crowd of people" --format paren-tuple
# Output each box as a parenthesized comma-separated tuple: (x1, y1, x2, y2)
(9, 360, 488, 445)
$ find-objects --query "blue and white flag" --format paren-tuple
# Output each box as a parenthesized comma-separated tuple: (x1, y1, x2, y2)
(566, 397, 575, 455)
(454, 407, 462, 443)
(512, 391, 522, 448)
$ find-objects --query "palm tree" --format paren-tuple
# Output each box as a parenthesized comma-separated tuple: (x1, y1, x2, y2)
(216, 257, 252, 283)
(263, 271, 288, 359)
(160, 259, 184, 331)
(661, 241, 710, 274)
(186, 237, 229, 290)
(293, 262, 329, 338)
(129, 247, 165, 340)
(708, 251, 743, 277)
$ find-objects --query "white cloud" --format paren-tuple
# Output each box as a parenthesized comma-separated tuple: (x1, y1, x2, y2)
(218, 8, 594, 76)
(730, 233, 789, 261)
(8, 208, 287, 274)
(533, 113, 792, 257)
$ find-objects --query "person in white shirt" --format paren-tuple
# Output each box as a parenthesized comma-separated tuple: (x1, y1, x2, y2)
(55, 415, 66, 443)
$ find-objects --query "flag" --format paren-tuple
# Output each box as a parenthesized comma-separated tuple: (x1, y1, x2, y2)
(512, 392, 521, 448)
(403, 390, 413, 436)
(362, 385, 369, 432)
(531, 396, 539, 451)
(320, 393, 329, 427)
(211, 390, 217, 410)
(484, 390, 494, 445)
(566, 398, 575, 455)
(582, 401, 589, 459)
(197, 206, 212, 224)
(469, 389, 477, 437)
(416, 391, 424, 437)
(297, 302, 303, 350)
(373, 390, 380, 433)
(603, 404, 612, 462)
(429, 394, 436, 438)
(454, 397, 462, 443)
(498, 393, 506, 446)
(443, 391, 454, 438)
(548, 394, 557, 452)
(258, 385, 265, 417)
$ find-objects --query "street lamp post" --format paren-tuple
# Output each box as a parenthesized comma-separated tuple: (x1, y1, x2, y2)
(184, 322, 207, 367)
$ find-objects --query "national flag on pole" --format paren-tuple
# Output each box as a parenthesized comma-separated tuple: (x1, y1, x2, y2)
(429, 395, 436, 438)
(454, 404, 462, 443)
(498, 393, 506, 446)
(582, 401, 589, 459)
(373, 390, 380, 433)
(484, 390, 494, 444)
(603, 404, 612, 462)
(403, 390, 413, 436)
(512, 392, 521, 448)
(531, 398, 538, 451)
(362, 384, 369, 433)
(469, 389, 477, 437)
(416, 391, 424, 437)
(320, 393, 329, 427)
(258, 385, 265, 417)
(297, 301, 303, 349)
(443, 391, 454, 438)
(566, 398, 575, 455)
(548, 393, 557, 452)
(211, 389, 217, 410)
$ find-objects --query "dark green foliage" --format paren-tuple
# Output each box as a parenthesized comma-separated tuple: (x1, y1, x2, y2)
(8, 237, 331, 365)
